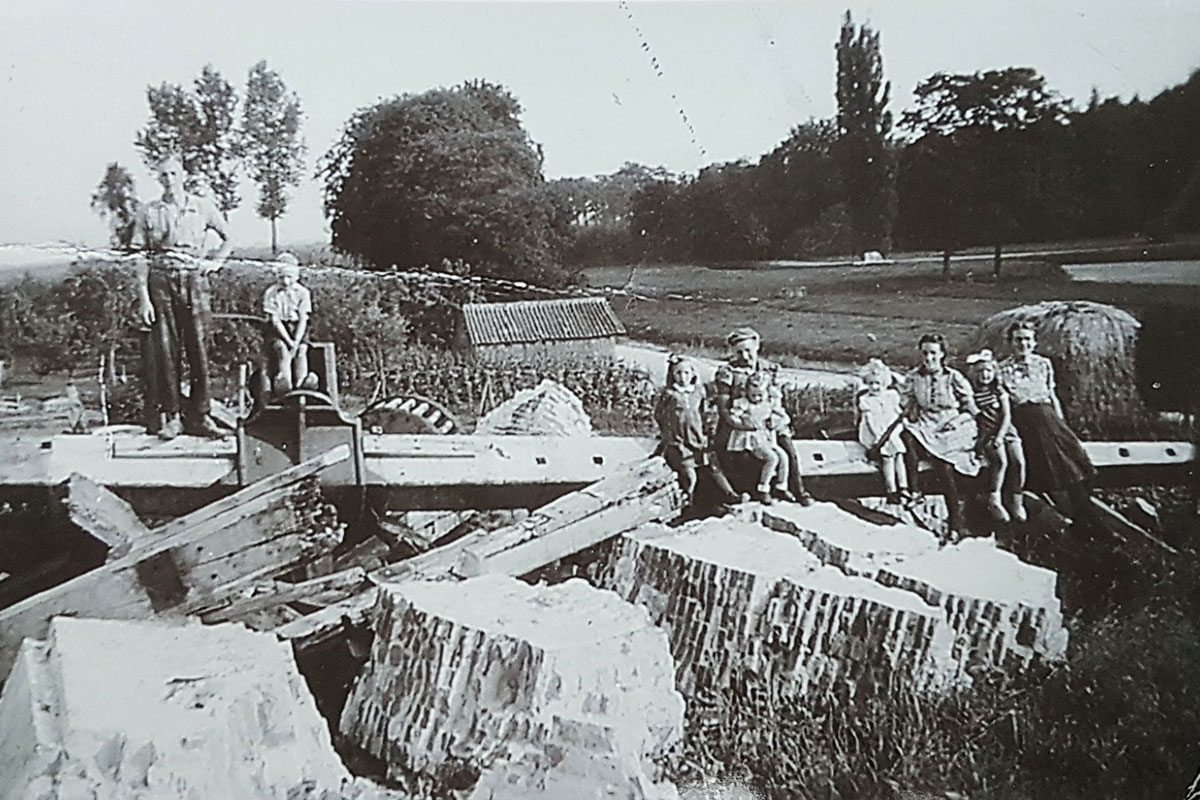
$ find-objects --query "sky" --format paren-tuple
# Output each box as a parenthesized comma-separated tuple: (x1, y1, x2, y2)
(2, 0, 1198, 248)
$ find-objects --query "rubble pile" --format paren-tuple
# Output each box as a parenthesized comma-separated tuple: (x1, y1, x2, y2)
(876, 536, 1069, 674)
(761, 503, 940, 576)
(339, 574, 684, 799)
(599, 503, 1067, 697)
(600, 516, 958, 697)
(0, 616, 402, 800)
(475, 379, 593, 437)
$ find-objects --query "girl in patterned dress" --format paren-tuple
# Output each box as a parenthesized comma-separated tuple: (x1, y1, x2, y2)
(857, 358, 908, 504)
(727, 372, 795, 504)
(900, 333, 982, 536)
(966, 349, 1026, 522)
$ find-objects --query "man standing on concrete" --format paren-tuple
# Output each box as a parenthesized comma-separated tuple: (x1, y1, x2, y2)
(134, 154, 231, 440)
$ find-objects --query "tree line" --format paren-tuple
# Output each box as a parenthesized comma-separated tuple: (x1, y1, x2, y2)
(92, 61, 306, 253)
(558, 22, 1200, 271)
(93, 12, 1199, 288)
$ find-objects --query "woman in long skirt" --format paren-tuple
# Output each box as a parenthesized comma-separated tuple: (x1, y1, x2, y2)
(900, 333, 982, 536)
(998, 321, 1098, 525)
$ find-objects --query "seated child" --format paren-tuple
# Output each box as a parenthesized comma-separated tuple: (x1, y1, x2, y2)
(262, 253, 314, 395)
(857, 358, 909, 505)
(966, 349, 1027, 522)
(655, 354, 743, 511)
(727, 372, 794, 504)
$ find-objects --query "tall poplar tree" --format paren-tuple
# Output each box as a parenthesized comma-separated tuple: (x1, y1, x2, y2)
(834, 10, 897, 255)
(134, 65, 242, 215)
(242, 61, 306, 253)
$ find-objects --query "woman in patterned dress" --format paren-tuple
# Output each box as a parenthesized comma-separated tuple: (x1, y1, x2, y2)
(900, 333, 982, 536)
(998, 321, 1097, 522)
(714, 327, 815, 505)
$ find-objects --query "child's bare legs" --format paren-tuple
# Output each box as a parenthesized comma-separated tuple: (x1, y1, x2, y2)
(771, 444, 789, 489)
(881, 453, 906, 501)
(1002, 437, 1027, 521)
(981, 440, 1011, 522)
(270, 338, 293, 394)
(663, 445, 699, 505)
(748, 443, 780, 502)
(291, 342, 311, 389)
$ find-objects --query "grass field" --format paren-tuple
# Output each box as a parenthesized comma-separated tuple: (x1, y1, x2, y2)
(590, 257, 1200, 368)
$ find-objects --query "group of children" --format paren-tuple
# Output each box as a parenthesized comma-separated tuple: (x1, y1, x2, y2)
(655, 353, 797, 511)
(856, 342, 1026, 524)
(654, 328, 1034, 527)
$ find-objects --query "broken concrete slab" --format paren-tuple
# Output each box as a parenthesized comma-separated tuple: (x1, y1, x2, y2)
(761, 502, 941, 576)
(0, 616, 404, 800)
(601, 517, 957, 698)
(339, 575, 683, 799)
(876, 536, 1068, 674)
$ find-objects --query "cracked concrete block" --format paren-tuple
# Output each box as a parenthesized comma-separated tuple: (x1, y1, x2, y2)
(340, 575, 683, 799)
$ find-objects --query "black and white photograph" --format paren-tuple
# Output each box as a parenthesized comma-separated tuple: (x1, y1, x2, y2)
(0, 1, 1198, 797)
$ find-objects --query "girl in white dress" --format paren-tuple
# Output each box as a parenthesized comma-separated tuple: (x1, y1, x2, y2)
(727, 372, 794, 504)
(857, 358, 908, 504)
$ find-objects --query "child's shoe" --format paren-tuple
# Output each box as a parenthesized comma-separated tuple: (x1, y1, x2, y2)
(720, 490, 747, 505)
(158, 413, 182, 441)
(1004, 492, 1028, 523)
(886, 491, 903, 506)
(753, 486, 775, 505)
(772, 486, 798, 503)
(796, 491, 816, 507)
(986, 493, 1011, 523)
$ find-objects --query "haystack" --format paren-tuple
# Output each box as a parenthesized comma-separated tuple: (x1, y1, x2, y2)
(475, 378, 593, 436)
(971, 301, 1143, 432)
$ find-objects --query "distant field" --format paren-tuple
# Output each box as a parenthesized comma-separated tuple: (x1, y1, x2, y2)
(1063, 260, 1200, 286)
(590, 257, 1200, 368)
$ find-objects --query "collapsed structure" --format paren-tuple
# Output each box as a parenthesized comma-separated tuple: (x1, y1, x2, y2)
(0, 364, 1111, 798)
(0, 616, 402, 800)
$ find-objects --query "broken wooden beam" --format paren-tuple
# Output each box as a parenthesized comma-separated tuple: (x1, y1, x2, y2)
(1089, 496, 1180, 556)
(375, 456, 680, 584)
(0, 446, 349, 679)
(194, 566, 369, 625)
(50, 472, 152, 561)
(275, 457, 682, 653)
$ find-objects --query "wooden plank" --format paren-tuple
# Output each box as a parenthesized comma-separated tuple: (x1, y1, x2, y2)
(276, 457, 682, 653)
(147, 444, 348, 544)
(1090, 496, 1180, 556)
(373, 457, 677, 584)
(195, 567, 369, 623)
(12, 435, 1196, 497)
(0, 447, 349, 679)
(274, 588, 379, 651)
(51, 473, 152, 559)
